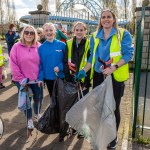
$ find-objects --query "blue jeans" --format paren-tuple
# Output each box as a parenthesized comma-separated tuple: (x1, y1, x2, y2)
(16, 82, 43, 119)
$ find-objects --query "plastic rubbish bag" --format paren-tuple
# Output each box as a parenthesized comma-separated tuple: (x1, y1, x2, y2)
(37, 77, 78, 134)
(66, 76, 116, 150)
(53, 78, 78, 132)
(18, 79, 31, 112)
(36, 104, 59, 134)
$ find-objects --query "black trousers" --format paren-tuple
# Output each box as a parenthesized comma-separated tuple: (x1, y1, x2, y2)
(93, 71, 125, 131)
(44, 79, 54, 97)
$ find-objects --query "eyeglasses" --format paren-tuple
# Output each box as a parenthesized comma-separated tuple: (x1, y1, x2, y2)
(24, 31, 35, 35)
(101, 16, 112, 19)
(75, 29, 84, 32)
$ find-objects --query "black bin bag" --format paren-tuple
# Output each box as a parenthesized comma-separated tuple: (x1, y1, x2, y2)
(36, 103, 59, 134)
(36, 77, 78, 134)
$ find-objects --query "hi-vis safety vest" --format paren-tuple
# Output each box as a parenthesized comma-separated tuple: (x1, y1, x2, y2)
(0, 45, 4, 67)
(90, 28, 129, 82)
(67, 38, 90, 82)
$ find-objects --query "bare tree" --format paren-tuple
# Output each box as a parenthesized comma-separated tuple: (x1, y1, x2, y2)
(98, 0, 118, 16)
(123, 0, 130, 19)
(41, 0, 49, 11)
(0, 0, 5, 36)
(11, 0, 16, 23)
(130, 0, 136, 34)
(3, 0, 16, 23)
(55, 0, 61, 11)
(5, 0, 11, 22)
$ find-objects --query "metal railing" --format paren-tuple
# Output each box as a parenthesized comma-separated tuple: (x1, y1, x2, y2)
(132, 6, 150, 138)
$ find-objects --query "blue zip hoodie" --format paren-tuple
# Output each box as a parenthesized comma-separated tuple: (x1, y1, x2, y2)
(38, 39, 66, 81)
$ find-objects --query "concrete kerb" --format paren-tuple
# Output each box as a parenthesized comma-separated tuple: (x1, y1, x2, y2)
(121, 74, 133, 150)
(121, 114, 130, 150)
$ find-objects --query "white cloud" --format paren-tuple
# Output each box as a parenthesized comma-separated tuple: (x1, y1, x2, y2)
(15, 0, 91, 20)
(15, 0, 41, 19)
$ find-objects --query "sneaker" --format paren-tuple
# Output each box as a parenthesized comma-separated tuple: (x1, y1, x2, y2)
(0, 83, 5, 89)
(11, 80, 16, 86)
(59, 134, 64, 142)
(28, 119, 34, 129)
(72, 129, 78, 135)
(107, 137, 118, 149)
(77, 134, 84, 138)
(34, 114, 41, 120)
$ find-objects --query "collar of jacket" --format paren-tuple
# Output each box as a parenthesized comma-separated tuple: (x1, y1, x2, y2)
(96, 27, 117, 40)
(19, 41, 40, 48)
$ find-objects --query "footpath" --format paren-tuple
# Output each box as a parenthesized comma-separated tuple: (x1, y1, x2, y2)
(0, 48, 132, 150)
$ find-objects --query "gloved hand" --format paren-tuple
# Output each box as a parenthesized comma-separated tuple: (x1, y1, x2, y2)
(74, 69, 86, 81)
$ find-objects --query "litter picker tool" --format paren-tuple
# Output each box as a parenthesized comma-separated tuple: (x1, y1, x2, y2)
(98, 57, 113, 79)
(68, 62, 76, 75)
(23, 85, 33, 138)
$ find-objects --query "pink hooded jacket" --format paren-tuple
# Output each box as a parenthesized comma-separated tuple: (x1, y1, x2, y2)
(10, 41, 41, 83)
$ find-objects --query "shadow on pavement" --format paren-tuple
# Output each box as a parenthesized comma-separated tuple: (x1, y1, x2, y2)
(0, 93, 18, 114)
(68, 137, 84, 150)
(31, 135, 65, 150)
(0, 128, 28, 150)
(29, 134, 50, 149)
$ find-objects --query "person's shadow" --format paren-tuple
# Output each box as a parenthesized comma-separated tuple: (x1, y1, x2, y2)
(0, 128, 29, 149)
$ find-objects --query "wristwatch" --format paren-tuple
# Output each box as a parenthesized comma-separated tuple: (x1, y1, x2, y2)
(114, 64, 119, 70)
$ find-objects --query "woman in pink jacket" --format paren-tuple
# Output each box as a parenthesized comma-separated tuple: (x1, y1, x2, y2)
(10, 25, 43, 130)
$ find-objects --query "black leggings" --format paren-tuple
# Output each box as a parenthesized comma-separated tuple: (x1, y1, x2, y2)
(44, 79, 54, 97)
(93, 71, 125, 131)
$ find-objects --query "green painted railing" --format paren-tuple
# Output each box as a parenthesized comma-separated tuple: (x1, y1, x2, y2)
(132, 6, 150, 138)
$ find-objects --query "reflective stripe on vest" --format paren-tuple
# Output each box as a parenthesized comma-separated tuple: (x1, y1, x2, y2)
(0, 46, 4, 66)
(90, 32, 99, 80)
(90, 28, 129, 82)
(67, 39, 90, 82)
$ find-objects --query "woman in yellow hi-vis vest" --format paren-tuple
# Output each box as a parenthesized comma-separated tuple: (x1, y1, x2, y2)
(63, 21, 91, 139)
(64, 21, 91, 93)
(75, 9, 134, 148)
(0, 44, 5, 89)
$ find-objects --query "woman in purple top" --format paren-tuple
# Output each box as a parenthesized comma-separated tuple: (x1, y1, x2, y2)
(10, 25, 43, 130)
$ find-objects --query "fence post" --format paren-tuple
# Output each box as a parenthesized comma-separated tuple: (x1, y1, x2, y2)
(132, 6, 145, 138)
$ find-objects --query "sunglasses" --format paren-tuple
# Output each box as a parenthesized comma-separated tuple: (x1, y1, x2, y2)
(101, 16, 112, 19)
(75, 29, 84, 32)
(24, 31, 35, 35)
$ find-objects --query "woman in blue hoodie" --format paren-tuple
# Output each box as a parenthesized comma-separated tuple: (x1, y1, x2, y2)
(38, 23, 66, 97)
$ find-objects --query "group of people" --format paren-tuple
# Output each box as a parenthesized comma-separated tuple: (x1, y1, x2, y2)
(1, 9, 134, 149)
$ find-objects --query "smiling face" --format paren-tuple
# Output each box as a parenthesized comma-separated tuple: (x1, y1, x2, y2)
(23, 27, 35, 44)
(100, 11, 115, 29)
(43, 24, 56, 42)
(73, 23, 86, 41)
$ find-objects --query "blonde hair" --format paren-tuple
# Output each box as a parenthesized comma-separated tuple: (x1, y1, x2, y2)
(72, 21, 87, 32)
(42, 22, 56, 32)
(36, 27, 44, 34)
(20, 25, 38, 45)
(97, 9, 118, 31)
